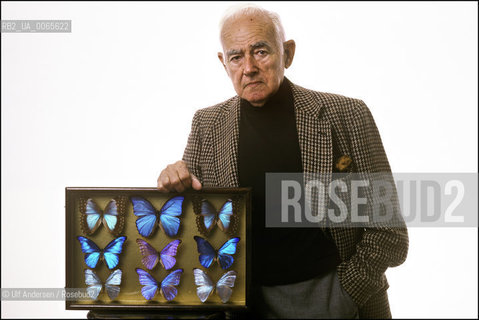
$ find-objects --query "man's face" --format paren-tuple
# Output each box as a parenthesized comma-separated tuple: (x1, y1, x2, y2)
(219, 15, 291, 107)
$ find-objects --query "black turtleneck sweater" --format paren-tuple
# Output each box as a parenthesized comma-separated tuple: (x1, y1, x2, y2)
(238, 77, 340, 286)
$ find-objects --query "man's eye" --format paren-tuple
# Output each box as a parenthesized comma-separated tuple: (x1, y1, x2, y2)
(230, 56, 241, 62)
(257, 50, 267, 55)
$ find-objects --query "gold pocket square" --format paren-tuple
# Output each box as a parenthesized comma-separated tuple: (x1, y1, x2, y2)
(335, 155, 353, 172)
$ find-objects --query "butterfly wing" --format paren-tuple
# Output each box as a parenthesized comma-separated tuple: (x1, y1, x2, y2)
(159, 196, 184, 237)
(217, 237, 240, 270)
(199, 200, 218, 233)
(193, 236, 217, 268)
(159, 239, 181, 270)
(102, 199, 119, 233)
(216, 271, 237, 303)
(193, 268, 214, 303)
(84, 199, 102, 234)
(160, 269, 183, 301)
(84, 269, 102, 300)
(136, 268, 160, 300)
(217, 199, 234, 232)
(104, 269, 122, 300)
(103, 236, 127, 269)
(131, 196, 158, 237)
(77, 236, 101, 268)
(136, 239, 160, 270)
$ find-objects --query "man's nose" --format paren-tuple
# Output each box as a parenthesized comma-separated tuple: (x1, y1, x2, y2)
(243, 54, 258, 76)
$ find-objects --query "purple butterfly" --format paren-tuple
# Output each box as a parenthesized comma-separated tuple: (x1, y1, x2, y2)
(136, 239, 181, 270)
(136, 268, 183, 301)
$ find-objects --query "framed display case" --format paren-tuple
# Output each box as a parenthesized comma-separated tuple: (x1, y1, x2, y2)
(65, 187, 251, 315)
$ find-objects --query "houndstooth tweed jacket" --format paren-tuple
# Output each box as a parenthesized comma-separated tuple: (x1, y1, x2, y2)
(182, 80, 409, 319)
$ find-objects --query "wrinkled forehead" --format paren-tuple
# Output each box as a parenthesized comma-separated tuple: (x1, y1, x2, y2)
(220, 14, 278, 51)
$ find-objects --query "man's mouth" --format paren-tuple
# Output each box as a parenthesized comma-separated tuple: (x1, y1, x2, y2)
(244, 81, 262, 88)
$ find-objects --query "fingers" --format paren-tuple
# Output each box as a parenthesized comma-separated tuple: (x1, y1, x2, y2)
(157, 161, 188, 192)
(157, 160, 201, 193)
(157, 174, 170, 192)
(191, 174, 202, 191)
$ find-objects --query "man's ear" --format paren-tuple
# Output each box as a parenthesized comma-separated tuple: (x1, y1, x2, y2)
(218, 52, 228, 72)
(283, 40, 296, 69)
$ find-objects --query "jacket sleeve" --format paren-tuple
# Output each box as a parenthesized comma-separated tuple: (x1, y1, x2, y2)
(336, 100, 409, 307)
(182, 110, 204, 184)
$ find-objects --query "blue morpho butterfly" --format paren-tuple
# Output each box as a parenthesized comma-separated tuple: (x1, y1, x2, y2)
(136, 239, 181, 270)
(193, 268, 237, 303)
(77, 236, 127, 269)
(84, 268, 122, 300)
(131, 196, 184, 238)
(196, 199, 236, 236)
(80, 198, 125, 236)
(193, 236, 240, 270)
(136, 268, 183, 301)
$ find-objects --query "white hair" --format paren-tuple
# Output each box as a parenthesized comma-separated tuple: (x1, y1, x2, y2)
(219, 4, 286, 48)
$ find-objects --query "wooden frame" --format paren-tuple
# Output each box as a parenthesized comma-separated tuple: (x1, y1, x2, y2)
(65, 187, 251, 313)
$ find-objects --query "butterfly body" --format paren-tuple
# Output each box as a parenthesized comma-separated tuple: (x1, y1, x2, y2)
(194, 236, 240, 270)
(84, 269, 122, 300)
(131, 196, 184, 238)
(80, 197, 126, 236)
(136, 239, 181, 270)
(77, 236, 127, 269)
(193, 268, 237, 303)
(136, 268, 183, 301)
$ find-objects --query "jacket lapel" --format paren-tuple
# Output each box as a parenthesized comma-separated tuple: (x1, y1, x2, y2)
(291, 84, 333, 229)
(212, 97, 241, 187)
(291, 83, 333, 177)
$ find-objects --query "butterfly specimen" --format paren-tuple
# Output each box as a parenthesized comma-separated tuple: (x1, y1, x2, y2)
(79, 197, 126, 236)
(77, 236, 127, 269)
(84, 269, 122, 300)
(136, 239, 181, 270)
(193, 236, 240, 270)
(131, 196, 184, 238)
(136, 268, 183, 301)
(193, 268, 237, 303)
(195, 199, 237, 236)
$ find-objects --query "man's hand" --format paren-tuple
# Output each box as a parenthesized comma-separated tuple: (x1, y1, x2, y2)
(157, 160, 202, 192)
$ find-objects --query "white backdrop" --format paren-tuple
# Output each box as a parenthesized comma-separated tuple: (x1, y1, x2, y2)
(1, 1, 477, 318)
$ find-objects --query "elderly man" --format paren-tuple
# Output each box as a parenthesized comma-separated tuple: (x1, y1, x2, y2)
(157, 5, 408, 319)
